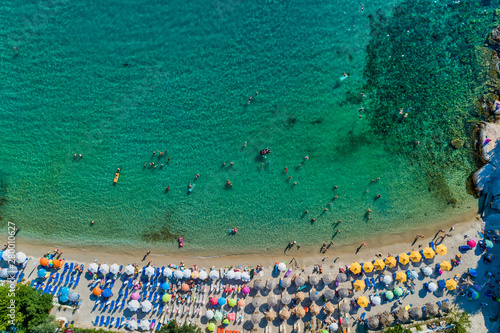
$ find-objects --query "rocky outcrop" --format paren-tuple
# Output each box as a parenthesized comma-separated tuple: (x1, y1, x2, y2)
(488, 26, 500, 49)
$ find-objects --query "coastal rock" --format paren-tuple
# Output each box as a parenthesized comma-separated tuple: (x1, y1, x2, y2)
(450, 138, 464, 149)
(488, 26, 500, 49)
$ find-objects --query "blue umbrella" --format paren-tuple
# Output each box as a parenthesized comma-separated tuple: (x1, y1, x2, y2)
(60, 294, 69, 303)
(469, 269, 478, 277)
(102, 288, 112, 298)
(37, 269, 47, 278)
(161, 282, 170, 290)
(60, 287, 70, 295)
(218, 297, 227, 306)
(68, 292, 79, 302)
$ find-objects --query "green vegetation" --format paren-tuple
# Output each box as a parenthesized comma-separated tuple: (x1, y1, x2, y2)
(446, 310, 472, 333)
(383, 325, 412, 333)
(0, 283, 54, 332)
(157, 321, 202, 333)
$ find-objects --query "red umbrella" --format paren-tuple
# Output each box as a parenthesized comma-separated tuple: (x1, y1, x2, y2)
(210, 297, 218, 306)
(227, 312, 236, 321)
(467, 239, 477, 248)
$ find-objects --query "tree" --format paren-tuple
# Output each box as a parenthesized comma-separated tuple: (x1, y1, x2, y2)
(158, 320, 202, 333)
(383, 325, 412, 333)
(447, 310, 471, 333)
(29, 315, 58, 333)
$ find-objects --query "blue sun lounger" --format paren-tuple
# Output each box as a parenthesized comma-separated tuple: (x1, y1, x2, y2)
(109, 300, 115, 312)
(371, 277, 376, 288)
(43, 284, 50, 293)
(109, 317, 114, 327)
(99, 301, 105, 311)
(115, 317, 120, 328)
(124, 289, 129, 299)
(430, 241, 436, 251)
(360, 312, 366, 321)
(115, 301, 120, 310)
(120, 300, 125, 310)
(64, 262, 69, 273)
(54, 272, 60, 282)
(64, 275, 70, 286)
(120, 317, 126, 328)
(365, 278, 371, 288)
(153, 291, 158, 303)
(142, 267, 146, 276)
(156, 323, 161, 331)
(148, 291, 153, 301)
(74, 275, 80, 288)
(104, 316, 110, 327)
(17, 272, 24, 283)
(69, 276, 75, 286)
(99, 316, 105, 326)
(69, 263, 74, 272)
(128, 278, 133, 288)
(151, 319, 156, 330)
(52, 286, 59, 295)
(30, 280, 36, 288)
(94, 316, 99, 326)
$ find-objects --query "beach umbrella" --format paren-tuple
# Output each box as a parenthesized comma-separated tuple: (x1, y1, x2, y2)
(162, 294, 171, 302)
(267, 296, 277, 307)
(241, 272, 250, 282)
(0, 250, 7, 261)
(207, 323, 216, 332)
(278, 262, 286, 271)
(396, 307, 410, 323)
(340, 302, 350, 313)
(441, 300, 451, 313)
(209, 270, 219, 280)
(143, 266, 154, 277)
(485, 240, 494, 248)
(280, 278, 291, 288)
(396, 272, 407, 283)
(139, 320, 150, 331)
(353, 279, 365, 291)
(14, 252, 26, 264)
(130, 292, 140, 300)
(374, 259, 385, 271)
(237, 299, 245, 307)
(161, 282, 170, 290)
(59, 294, 68, 303)
(324, 302, 335, 314)
(281, 293, 291, 305)
(338, 288, 349, 298)
(234, 271, 241, 280)
(310, 303, 321, 316)
(334, 273, 345, 283)
(425, 303, 439, 317)
(295, 307, 306, 318)
(68, 292, 79, 302)
(422, 266, 433, 276)
(222, 318, 230, 326)
(294, 276, 305, 287)
(88, 263, 99, 274)
(265, 309, 277, 321)
(410, 251, 422, 263)
(141, 300, 152, 312)
(423, 248, 435, 259)
(92, 287, 102, 296)
(227, 298, 237, 307)
(350, 262, 362, 274)
(323, 273, 335, 285)
(0, 269, 8, 278)
(242, 286, 251, 295)
(7, 266, 18, 276)
(329, 323, 339, 331)
(446, 279, 457, 290)
(385, 257, 397, 268)
(198, 270, 208, 280)
(109, 263, 120, 274)
(393, 287, 403, 297)
(181, 283, 189, 292)
(310, 291, 321, 301)
(468, 239, 477, 247)
(254, 279, 264, 290)
(435, 244, 447, 256)
(128, 300, 140, 311)
(218, 297, 227, 306)
(125, 265, 135, 275)
(367, 317, 379, 330)
(52, 259, 61, 268)
(428, 282, 437, 292)
(102, 288, 112, 298)
(408, 270, 418, 280)
(252, 296, 262, 308)
(162, 267, 172, 278)
(182, 269, 191, 279)
(380, 311, 395, 328)
(371, 295, 382, 305)
(60, 287, 70, 295)
(39, 257, 49, 266)
(363, 262, 374, 273)
(127, 320, 138, 330)
(309, 275, 320, 286)
(357, 296, 369, 308)
(324, 289, 335, 300)
(210, 297, 218, 306)
(279, 308, 291, 319)
(174, 270, 183, 279)
(385, 291, 394, 300)
(37, 268, 47, 278)
(398, 253, 410, 265)
(251, 312, 261, 324)
(383, 275, 392, 285)
(295, 291, 305, 302)
(441, 261, 452, 271)
(225, 270, 235, 280)
(99, 263, 110, 275)
(205, 309, 214, 319)
(266, 279, 277, 290)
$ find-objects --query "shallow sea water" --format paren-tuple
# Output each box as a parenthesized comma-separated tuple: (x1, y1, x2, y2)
(0, 0, 487, 254)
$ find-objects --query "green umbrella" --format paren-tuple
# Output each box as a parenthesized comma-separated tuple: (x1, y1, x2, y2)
(207, 323, 216, 332)
(485, 240, 494, 248)
(222, 319, 230, 325)
(214, 311, 223, 321)
(385, 291, 394, 300)
(393, 287, 403, 297)
(321, 330, 329, 333)
(162, 294, 171, 302)
(228, 298, 237, 307)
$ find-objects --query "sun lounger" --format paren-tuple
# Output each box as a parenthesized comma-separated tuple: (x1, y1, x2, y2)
(30, 280, 36, 288)
(15, 272, 24, 283)
(115, 317, 120, 328)
(43, 284, 50, 293)
(94, 316, 99, 326)
(120, 300, 125, 310)
(430, 241, 436, 251)
(69, 276, 75, 286)
(437, 301, 442, 308)
(69, 263, 74, 272)
(128, 278, 133, 288)
(156, 323, 161, 331)
(52, 286, 59, 295)
(149, 291, 153, 301)
(109, 317, 114, 327)
(124, 289, 129, 299)
(360, 312, 366, 321)
(105, 316, 110, 327)
(99, 301, 105, 311)
(99, 316, 105, 326)
(370, 277, 376, 288)
(151, 319, 156, 329)
(365, 278, 371, 288)
(74, 275, 80, 288)
(110, 300, 115, 312)
(64, 262, 69, 273)
(64, 275, 70, 286)
(154, 291, 158, 303)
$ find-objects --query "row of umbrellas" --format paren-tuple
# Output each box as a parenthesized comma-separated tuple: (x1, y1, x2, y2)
(1, 251, 27, 264)
(39, 257, 62, 268)
(124, 319, 152, 330)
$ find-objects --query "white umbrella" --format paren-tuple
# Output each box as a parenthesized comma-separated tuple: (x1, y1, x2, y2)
(422, 267, 433, 276)
(141, 300, 152, 312)
(205, 309, 214, 319)
(162, 267, 172, 277)
(226, 270, 235, 279)
(371, 296, 382, 305)
(241, 272, 250, 282)
(183, 269, 191, 279)
(428, 282, 437, 292)
(0, 268, 8, 278)
(14, 252, 27, 264)
(174, 270, 184, 279)
(199, 271, 208, 280)
(127, 320, 138, 330)
(383, 275, 392, 285)
(124, 265, 135, 275)
(2, 249, 13, 261)
(278, 263, 286, 271)
(145, 267, 155, 277)
(128, 300, 140, 312)
(139, 320, 150, 330)
(99, 263, 110, 275)
(110, 264, 120, 274)
(7, 266, 18, 276)
(329, 322, 339, 331)
(209, 270, 219, 280)
(408, 270, 419, 280)
(88, 263, 99, 274)
(234, 271, 242, 280)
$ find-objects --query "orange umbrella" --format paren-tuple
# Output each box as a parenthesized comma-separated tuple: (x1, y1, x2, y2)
(40, 257, 49, 266)
(93, 287, 102, 296)
(237, 299, 245, 307)
(52, 259, 61, 268)
(181, 283, 190, 292)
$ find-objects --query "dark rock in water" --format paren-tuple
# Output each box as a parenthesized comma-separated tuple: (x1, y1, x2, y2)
(451, 138, 464, 149)
(488, 26, 500, 49)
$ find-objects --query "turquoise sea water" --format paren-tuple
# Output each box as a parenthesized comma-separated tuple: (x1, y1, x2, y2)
(0, 0, 493, 254)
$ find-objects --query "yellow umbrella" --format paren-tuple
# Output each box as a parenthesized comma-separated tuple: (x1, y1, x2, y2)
(357, 296, 369, 308)
(410, 251, 422, 263)
(422, 247, 435, 259)
(435, 244, 447, 256)
(395, 271, 407, 283)
(385, 257, 397, 268)
(353, 279, 365, 291)
(399, 253, 410, 265)
(374, 259, 385, 270)
(363, 262, 374, 273)
(441, 261, 452, 271)
(446, 279, 457, 290)
(350, 262, 362, 275)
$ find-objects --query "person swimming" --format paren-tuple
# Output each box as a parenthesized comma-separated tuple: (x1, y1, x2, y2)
(260, 148, 271, 155)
